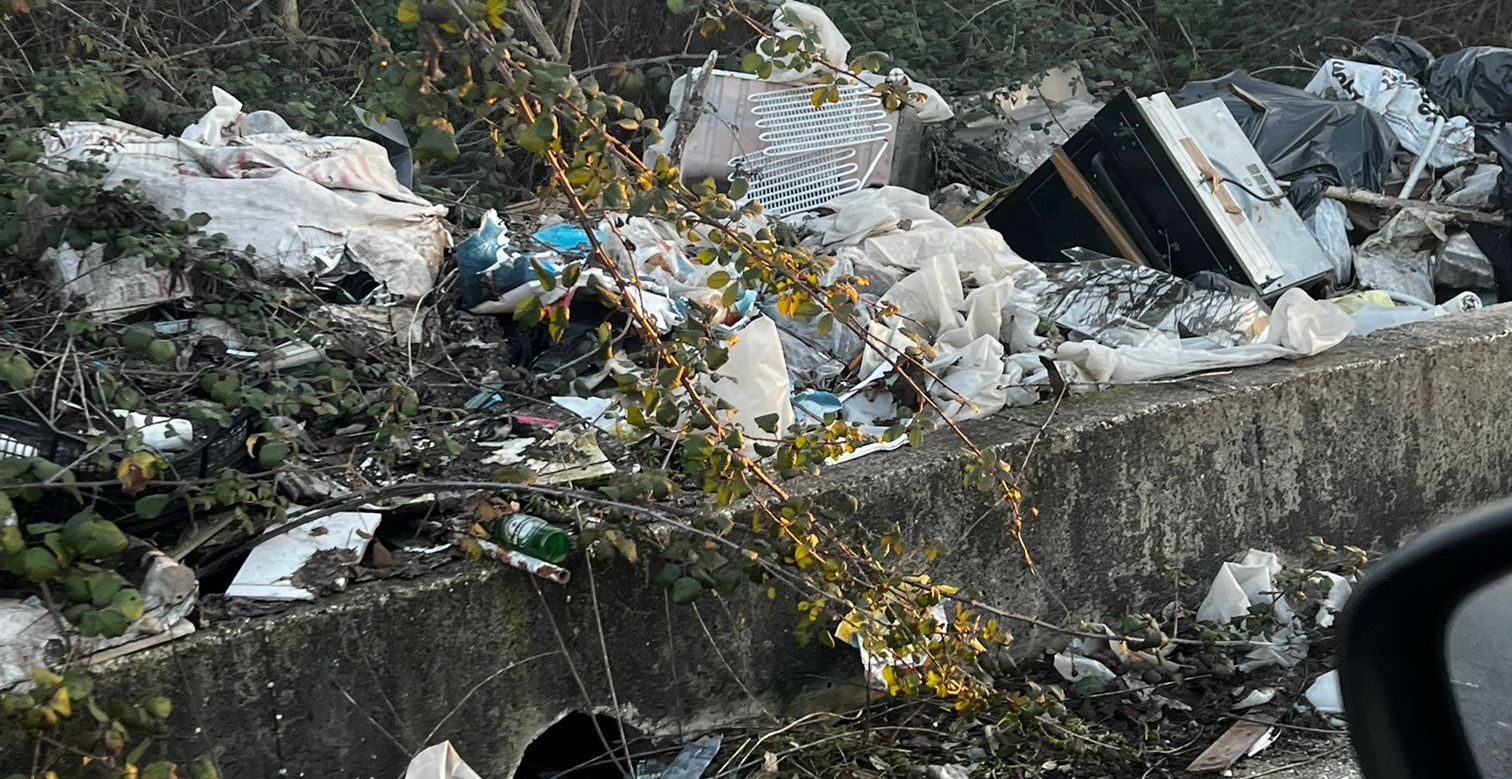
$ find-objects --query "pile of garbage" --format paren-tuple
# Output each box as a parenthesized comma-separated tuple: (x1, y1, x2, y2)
(3, 0, 1509, 706)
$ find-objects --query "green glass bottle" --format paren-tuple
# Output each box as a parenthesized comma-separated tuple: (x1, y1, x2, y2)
(492, 514, 572, 564)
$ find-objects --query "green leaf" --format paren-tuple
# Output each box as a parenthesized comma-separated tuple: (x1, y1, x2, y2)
(706, 270, 731, 288)
(727, 177, 750, 201)
(670, 576, 703, 604)
(754, 413, 780, 433)
(0, 352, 36, 390)
(740, 52, 763, 74)
(134, 494, 173, 520)
(415, 125, 460, 162)
(257, 442, 292, 469)
(145, 339, 177, 364)
(666, 0, 686, 11)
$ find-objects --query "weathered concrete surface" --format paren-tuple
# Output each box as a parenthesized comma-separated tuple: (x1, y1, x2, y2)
(21, 305, 1512, 777)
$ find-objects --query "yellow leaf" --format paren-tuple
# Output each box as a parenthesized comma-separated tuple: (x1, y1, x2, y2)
(395, 0, 419, 24)
(48, 686, 70, 717)
(116, 451, 161, 497)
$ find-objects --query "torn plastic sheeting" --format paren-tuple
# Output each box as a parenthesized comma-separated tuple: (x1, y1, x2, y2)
(1007, 258, 1272, 349)
(1425, 46, 1512, 124)
(1171, 72, 1398, 192)
(43, 93, 447, 302)
(706, 316, 796, 450)
(1436, 231, 1497, 292)
(639, 734, 723, 779)
(534, 223, 596, 253)
(1306, 199, 1354, 285)
(763, 1, 851, 84)
(1439, 163, 1504, 209)
(1355, 34, 1435, 81)
(353, 106, 414, 190)
(225, 510, 381, 601)
(1352, 207, 1450, 302)
(1306, 59, 1475, 169)
(405, 742, 483, 779)
(1196, 549, 1294, 625)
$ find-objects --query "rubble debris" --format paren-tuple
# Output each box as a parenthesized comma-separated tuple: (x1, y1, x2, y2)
(225, 511, 382, 601)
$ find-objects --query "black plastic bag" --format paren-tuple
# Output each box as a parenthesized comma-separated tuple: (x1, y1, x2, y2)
(1425, 47, 1512, 124)
(1173, 71, 1399, 192)
(1355, 34, 1435, 81)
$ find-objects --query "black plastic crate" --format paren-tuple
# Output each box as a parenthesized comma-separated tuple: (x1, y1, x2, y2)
(0, 411, 255, 532)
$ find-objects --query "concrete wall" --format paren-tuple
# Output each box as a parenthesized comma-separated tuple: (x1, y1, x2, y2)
(15, 306, 1512, 777)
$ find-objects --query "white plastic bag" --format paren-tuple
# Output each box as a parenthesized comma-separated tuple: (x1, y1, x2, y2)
(1307, 59, 1475, 169)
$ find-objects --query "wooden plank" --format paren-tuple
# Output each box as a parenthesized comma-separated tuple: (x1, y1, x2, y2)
(1186, 719, 1276, 773)
(1047, 147, 1151, 266)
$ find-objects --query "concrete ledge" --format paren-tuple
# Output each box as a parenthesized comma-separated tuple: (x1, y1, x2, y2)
(11, 305, 1512, 776)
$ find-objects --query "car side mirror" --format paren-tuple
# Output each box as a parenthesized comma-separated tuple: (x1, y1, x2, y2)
(1341, 499, 1512, 778)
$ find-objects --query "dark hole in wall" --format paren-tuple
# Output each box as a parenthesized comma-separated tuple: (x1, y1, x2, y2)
(513, 712, 639, 778)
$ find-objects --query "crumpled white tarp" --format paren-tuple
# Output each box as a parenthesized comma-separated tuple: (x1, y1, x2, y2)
(42, 88, 448, 316)
(1306, 59, 1475, 169)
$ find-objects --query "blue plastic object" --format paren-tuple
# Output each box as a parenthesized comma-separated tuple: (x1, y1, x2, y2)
(533, 223, 596, 252)
(456, 210, 556, 309)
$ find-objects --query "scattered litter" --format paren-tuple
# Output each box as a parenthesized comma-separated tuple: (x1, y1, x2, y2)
(1185, 719, 1276, 773)
(1305, 669, 1345, 716)
(1052, 651, 1117, 691)
(469, 536, 570, 585)
(480, 429, 616, 485)
(1197, 550, 1290, 625)
(636, 734, 722, 779)
(2, 552, 198, 690)
(225, 511, 382, 601)
(405, 741, 483, 779)
(1232, 687, 1278, 710)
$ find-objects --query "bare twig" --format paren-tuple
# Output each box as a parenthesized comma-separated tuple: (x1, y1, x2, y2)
(510, 0, 562, 60)
(667, 49, 720, 167)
